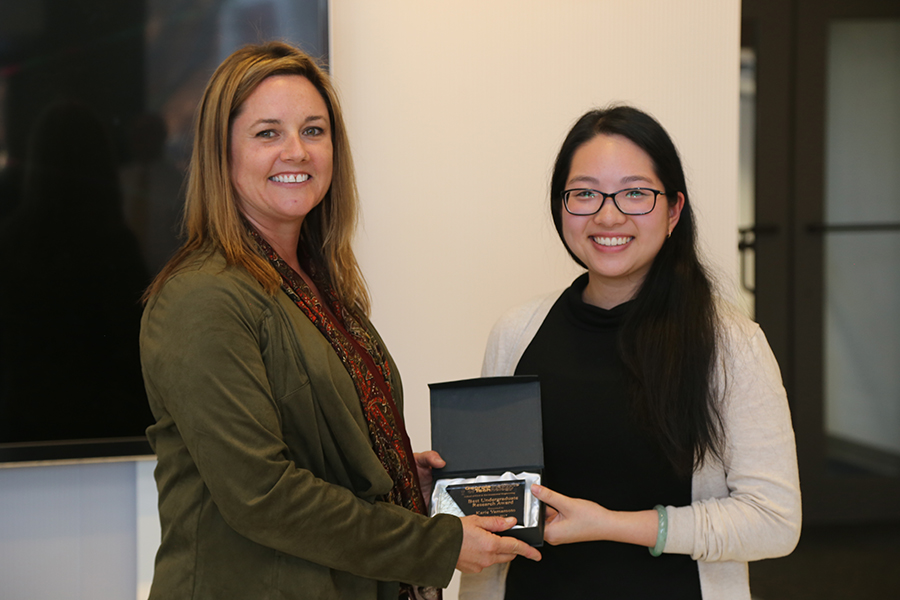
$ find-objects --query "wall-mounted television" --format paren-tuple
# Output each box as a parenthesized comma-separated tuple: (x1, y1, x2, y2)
(0, 0, 329, 464)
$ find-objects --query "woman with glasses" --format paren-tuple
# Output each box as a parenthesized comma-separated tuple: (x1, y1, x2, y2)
(460, 106, 800, 599)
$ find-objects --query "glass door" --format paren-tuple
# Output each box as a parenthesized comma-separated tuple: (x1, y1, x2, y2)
(821, 19, 900, 480)
(745, 0, 900, 522)
(792, 0, 900, 521)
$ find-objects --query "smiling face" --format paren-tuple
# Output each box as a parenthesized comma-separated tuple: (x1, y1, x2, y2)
(562, 133, 684, 308)
(229, 75, 333, 241)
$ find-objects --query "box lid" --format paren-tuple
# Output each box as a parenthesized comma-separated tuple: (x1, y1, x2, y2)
(429, 376, 543, 477)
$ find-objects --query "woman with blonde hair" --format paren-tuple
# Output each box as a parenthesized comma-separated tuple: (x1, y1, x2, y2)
(141, 41, 539, 600)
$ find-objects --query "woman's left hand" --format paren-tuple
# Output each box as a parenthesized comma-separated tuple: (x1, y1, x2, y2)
(531, 483, 608, 544)
(414, 450, 446, 508)
(532, 484, 659, 547)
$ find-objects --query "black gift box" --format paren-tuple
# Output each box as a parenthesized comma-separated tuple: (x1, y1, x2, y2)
(429, 375, 544, 546)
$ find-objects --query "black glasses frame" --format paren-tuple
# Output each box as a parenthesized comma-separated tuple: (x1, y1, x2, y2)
(562, 187, 667, 216)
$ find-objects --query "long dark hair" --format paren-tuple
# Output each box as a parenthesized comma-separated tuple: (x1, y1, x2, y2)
(551, 105, 723, 477)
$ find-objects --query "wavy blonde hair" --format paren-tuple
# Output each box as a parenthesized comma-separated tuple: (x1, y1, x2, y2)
(145, 41, 370, 314)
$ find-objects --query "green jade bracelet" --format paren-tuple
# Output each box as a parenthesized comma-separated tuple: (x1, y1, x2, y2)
(649, 504, 668, 557)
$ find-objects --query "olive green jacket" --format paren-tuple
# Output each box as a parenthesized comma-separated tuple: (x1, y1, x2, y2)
(140, 250, 462, 599)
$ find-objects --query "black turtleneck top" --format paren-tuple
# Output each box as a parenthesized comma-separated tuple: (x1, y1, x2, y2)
(505, 274, 701, 599)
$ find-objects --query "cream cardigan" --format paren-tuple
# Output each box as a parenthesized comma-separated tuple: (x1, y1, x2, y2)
(459, 291, 801, 600)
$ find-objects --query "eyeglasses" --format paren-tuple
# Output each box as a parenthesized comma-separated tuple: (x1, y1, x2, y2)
(562, 187, 667, 216)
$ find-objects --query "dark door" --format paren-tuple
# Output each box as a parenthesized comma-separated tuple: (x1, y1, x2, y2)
(744, 0, 900, 523)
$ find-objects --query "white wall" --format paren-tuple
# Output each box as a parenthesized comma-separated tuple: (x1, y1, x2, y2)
(0, 2, 740, 599)
(331, 1, 739, 595)
(331, 0, 740, 453)
(0, 461, 139, 600)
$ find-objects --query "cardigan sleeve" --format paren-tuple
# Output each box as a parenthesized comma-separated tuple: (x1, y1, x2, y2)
(664, 314, 802, 562)
(481, 292, 560, 377)
(141, 269, 462, 587)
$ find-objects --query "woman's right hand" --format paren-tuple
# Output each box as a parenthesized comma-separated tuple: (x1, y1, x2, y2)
(455, 515, 541, 573)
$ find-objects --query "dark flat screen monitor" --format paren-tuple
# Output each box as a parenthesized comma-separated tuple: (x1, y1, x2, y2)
(0, 0, 328, 463)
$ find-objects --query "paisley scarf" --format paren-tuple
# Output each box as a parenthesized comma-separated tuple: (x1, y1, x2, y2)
(248, 228, 438, 599)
